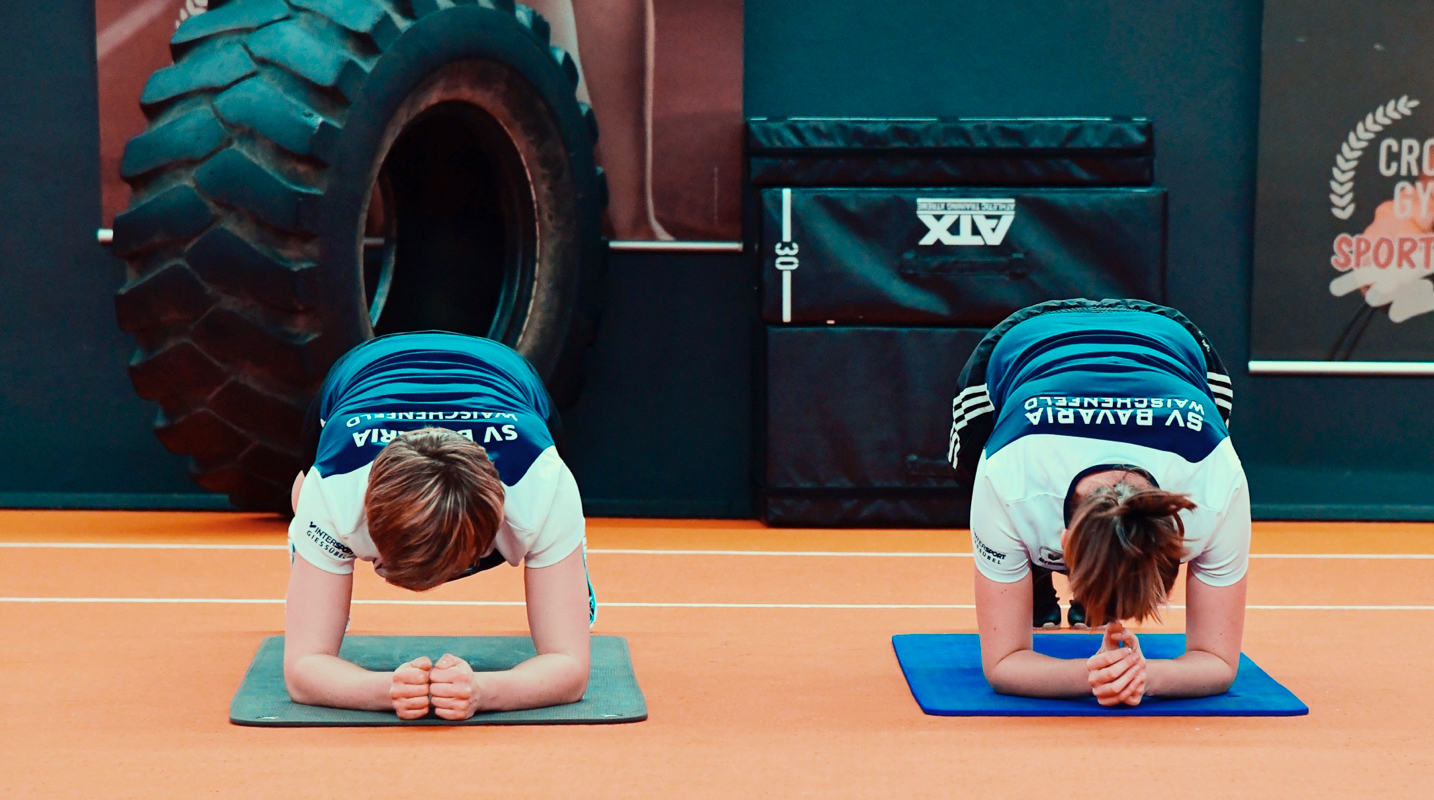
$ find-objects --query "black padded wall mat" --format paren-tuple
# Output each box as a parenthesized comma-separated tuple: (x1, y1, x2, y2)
(762, 327, 984, 527)
(751, 116, 1166, 527)
(747, 117, 1154, 187)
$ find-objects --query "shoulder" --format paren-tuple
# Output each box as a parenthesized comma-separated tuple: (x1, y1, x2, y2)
(288, 465, 378, 571)
(1176, 438, 1247, 511)
(973, 450, 1063, 544)
(503, 448, 572, 528)
(302, 466, 371, 530)
(980, 434, 1085, 501)
(496, 448, 585, 566)
(314, 415, 387, 476)
(470, 410, 552, 484)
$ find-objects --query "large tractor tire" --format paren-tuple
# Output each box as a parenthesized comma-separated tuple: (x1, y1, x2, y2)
(112, 0, 606, 512)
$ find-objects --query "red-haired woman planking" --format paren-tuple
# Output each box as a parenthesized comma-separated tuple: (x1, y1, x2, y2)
(286, 332, 593, 720)
(948, 299, 1249, 707)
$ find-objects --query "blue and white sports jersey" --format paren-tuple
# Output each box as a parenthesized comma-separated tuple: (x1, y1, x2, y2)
(969, 311, 1250, 587)
(288, 333, 585, 576)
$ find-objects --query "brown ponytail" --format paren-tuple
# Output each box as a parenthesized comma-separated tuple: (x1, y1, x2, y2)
(1065, 483, 1194, 624)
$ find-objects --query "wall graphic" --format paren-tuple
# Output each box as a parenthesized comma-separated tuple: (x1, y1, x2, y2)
(94, 0, 742, 242)
(1252, 0, 1434, 367)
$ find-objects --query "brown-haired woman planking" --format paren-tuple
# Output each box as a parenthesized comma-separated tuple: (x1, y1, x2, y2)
(286, 332, 593, 719)
(948, 299, 1249, 707)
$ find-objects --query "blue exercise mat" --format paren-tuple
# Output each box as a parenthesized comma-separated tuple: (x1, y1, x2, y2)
(892, 633, 1307, 716)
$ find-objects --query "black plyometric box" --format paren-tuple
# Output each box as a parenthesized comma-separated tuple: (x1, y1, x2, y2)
(748, 117, 1165, 527)
(762, 327, 984, 527)
(759, 186, 1166, 327)
(747, 117, 1154, 187)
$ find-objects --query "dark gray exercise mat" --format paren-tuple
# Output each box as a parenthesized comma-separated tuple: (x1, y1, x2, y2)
(230, 635, 647, 727)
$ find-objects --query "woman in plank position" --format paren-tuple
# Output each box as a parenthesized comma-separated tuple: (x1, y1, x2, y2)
(286, 332, 592, 720)
(948, 299, 1249, 707)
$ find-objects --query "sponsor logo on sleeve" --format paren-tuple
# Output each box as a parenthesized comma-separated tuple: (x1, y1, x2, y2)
(1037, 546, 1067, 569)
(972, 535, 1008, 565)
(305, 522, 354, 561)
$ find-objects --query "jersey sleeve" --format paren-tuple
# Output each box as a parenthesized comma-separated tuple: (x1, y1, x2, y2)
(287, 472, 357, 575)
(523, 459, 586, 568)
(1188, 474, 1252, 587)
(970, 467, 1031, 582)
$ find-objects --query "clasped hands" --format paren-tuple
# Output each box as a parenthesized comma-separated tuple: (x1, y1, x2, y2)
(389, 654, 481, 720)
(1086, 621, 1146, 707)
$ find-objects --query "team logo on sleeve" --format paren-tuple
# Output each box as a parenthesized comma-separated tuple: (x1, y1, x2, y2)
(305, 522, 354, 561)
(1036, 547, 1067, 569)
(972, 535, 1008, 564)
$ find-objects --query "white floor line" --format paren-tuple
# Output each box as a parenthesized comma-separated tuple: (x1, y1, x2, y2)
(1243, 604, 1434, 611)
(592, 549, 972, 557)
(2, 542, 1433, 559)
(0, 597, 1431, 611)
(0, 597, 284, 604)
(1249, 553, 1434, 559)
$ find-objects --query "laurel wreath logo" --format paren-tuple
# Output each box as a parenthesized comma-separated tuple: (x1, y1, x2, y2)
(1329, 95, 1420, 220)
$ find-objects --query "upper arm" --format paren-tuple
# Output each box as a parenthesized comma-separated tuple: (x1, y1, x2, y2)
(283, 553, 354, 674)
(287, 472, 357, 577)
(1183, 570, 1247, 678)
(1189, 473, 1252, 587)
(970, 467, 1035, 682)
(523, 546, 591, 668)
(969, 469, 1030, 583)
(522, 459, 585, 569)
(1181, 466, 1249, 683)
(291, 470, 305, 514)
(974, 569, 1034, 680)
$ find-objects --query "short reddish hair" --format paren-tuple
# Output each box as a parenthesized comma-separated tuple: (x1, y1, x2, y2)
(364, 428, 505, 591)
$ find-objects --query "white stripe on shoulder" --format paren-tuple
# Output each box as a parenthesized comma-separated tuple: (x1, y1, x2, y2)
(958, 400, 993, 417)
(954, 384, 988, 402)
(951, 385, 990, 419)
(958, 393, 990, 409)
(952, 403, 994, 431)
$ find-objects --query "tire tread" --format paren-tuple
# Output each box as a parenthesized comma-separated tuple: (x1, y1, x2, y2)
(193, 148, 322, 233)
(140, 41, 258, 114)
(117, 0, 600, 511)
(120, 105, 231, 180)
(245, 20, 371, 102)
(214, 76, 343, 161)
(170, 0, 291, 57)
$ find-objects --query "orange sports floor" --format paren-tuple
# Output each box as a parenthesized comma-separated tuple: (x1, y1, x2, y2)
(1, 512, 1431, 797)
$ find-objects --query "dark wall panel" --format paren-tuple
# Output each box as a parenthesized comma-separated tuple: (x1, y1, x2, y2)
(562, 251, 755, 519)
(0, 0, 213, 507)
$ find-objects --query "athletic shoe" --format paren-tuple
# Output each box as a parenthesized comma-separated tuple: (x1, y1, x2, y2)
(1067, 600, 1089, 629)
(1032, 568, 1061, 629)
